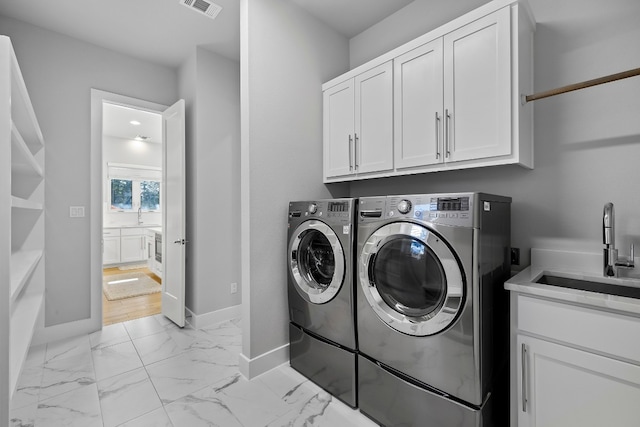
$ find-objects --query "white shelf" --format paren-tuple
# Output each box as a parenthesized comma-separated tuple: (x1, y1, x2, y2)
(10, 250, 43, 304)
(11, 122, 43, 177)
(2, 35, 46, 420)
(9, 292, 44, 399)
(11, 195, 43, 210)
(7, 39, 43, 151)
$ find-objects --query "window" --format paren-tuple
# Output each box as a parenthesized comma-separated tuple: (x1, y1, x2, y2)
(108, 164, 161, 212)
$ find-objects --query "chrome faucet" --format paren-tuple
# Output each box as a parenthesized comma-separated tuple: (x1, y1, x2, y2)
(137, 206, 143, 225)
(603, 202, 634, 277)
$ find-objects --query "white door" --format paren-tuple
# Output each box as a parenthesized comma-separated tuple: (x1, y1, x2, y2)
(518, 335, 640, 427)
(443, 7, 511, 163)
(354, 61, 393, 174)
(394, 38, 444, 169)
(323, 80, 355, 179)
(161, 99, 186, 327)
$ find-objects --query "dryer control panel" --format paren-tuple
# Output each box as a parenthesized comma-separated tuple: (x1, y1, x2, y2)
(359, 194, 475, 228)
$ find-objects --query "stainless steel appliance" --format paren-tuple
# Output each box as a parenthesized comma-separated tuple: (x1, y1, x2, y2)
(287, 198, 357, 407)
(154, 232, 162, 263)
(356, 193, 511, 426)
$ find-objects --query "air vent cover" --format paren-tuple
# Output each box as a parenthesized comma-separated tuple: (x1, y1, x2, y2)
(179, 0, 223, 20)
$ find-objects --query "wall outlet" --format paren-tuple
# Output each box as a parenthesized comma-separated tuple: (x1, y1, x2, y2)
(511, 247, 520, 265)
(230, 282, 238, 294)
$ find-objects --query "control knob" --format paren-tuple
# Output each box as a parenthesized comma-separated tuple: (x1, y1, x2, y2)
(397, 199, 412, 214)
(308, 203, 318, 214)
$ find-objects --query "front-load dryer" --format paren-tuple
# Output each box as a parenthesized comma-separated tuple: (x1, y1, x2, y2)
(356, 193, 511, 427)
(287, 198, 357, 407)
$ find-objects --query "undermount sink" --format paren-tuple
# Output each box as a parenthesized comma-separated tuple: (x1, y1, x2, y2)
(536, 274, 640, 300)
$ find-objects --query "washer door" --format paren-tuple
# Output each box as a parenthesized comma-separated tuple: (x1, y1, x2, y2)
(289, 220, 345, 304)
(359, 222, 465, 336)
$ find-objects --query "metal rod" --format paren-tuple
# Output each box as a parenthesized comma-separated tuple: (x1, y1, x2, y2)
(524, 67, 640, 103)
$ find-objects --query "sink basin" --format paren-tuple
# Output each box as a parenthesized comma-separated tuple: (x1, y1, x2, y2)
(536, 274, 640, 300)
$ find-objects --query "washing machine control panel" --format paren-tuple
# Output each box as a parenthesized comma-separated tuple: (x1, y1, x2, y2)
(360, 194, 474, 227)
(288, 200, 354, 224)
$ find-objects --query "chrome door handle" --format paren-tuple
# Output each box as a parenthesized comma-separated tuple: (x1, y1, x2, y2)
(445, 109, 451, 158)
(522, 343, 528, 412)
(354, 133, 359, 171)
(435, 112, 441, 159)
(173, 239, 189, 245)
(348, 135, 353, 171)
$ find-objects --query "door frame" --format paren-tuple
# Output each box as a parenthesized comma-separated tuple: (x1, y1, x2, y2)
(90, 89, 168, 332)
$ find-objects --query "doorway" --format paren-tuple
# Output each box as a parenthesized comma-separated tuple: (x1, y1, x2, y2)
(101, 102, 163, 325)
(91, 90, 186, 331)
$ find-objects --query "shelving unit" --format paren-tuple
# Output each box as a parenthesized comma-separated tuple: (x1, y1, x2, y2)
(1, 35, 45, 424)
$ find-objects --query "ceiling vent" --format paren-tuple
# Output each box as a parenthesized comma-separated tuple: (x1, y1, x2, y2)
(179, 0, 223, 20)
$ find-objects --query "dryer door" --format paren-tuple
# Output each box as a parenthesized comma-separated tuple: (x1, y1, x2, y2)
(359, 221, 465, 336)
(289, 220, 345, 304)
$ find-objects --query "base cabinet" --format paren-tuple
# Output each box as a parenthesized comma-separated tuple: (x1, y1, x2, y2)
(511, 293, 640, 427)
(517, 335, 640, 427)
(103, 236, 121, 265)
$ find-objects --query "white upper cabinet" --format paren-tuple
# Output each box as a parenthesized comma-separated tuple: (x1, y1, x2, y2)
(324, 62, 393, 180)
(394, 38, 444, 169)
(323, 0, 535, 182)
(443, 8, 511, 163)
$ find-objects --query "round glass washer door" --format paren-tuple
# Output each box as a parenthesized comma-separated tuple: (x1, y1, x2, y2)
(289, 220, 345, 304)
(359, 222, 465, 336)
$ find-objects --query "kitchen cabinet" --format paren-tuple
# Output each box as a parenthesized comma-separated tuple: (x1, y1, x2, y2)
(323, 61, 393, 180)
(323, 0, 534, 182)
(119, 228, 147, 263)
(102, 228, 121, 265)
(513, 294, 640, 427)
(1, 36, 45, 424)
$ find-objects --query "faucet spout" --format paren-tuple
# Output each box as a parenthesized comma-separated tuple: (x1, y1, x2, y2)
(137, 207, 143, 225)
(603, 202, 635, 277)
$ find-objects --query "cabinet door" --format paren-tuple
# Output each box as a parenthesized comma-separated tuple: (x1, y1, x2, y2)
(394, 39, 444, 169)
(518, 335, 640, 427)
(323, 80, 355, 179)
(355, 61, 393, 174)
(103, 236, 120, 265)
(443, 7, 511, 163)
(120, 235, 145, 263)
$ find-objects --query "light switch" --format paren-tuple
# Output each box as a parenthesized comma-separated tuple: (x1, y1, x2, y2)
(70, 206, 85, 218)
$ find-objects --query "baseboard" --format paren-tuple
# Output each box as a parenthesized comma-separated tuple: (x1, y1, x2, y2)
(185, 304, 242, 329)
(239, 343, 289, 379)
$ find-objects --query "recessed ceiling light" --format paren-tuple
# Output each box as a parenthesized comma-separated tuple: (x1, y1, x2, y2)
(130, 120, 141, 125)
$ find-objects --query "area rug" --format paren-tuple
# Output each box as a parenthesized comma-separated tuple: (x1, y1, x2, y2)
(103, 272, 161, 301)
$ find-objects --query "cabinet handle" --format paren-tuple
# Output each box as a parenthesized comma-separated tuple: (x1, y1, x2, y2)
(354, 133, 359, 171)
(445, 109, 451, 158)
(522, 343, 528, 412)
(348, 135, 353, 171)
(435, 112, 441, 159)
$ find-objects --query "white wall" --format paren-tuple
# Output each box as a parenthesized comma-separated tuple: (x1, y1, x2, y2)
(179, 47, 241, 320)
(241, 0, 349, 371)
(349, 0, 491, 68)
(348, 0, 640, 267)
(102, 135, 162, 227)
(0, 15, 178, 327)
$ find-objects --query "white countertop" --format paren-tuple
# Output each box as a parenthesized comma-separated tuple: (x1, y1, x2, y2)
(506, 248, 640, 316)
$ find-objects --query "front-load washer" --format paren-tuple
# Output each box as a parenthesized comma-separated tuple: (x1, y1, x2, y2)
(356, 193, 511, 427)
(287, 198, 357, 407)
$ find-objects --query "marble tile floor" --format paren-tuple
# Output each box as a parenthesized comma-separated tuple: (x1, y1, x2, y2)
(10, 314, 378, 427)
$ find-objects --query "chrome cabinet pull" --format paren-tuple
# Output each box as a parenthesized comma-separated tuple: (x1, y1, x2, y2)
(354, 133, 359, 171)
(435, 112, 441, 159)
(348, 135, 353, 171)
(445, 109, 451, 158)
(522, 343, 528, 412)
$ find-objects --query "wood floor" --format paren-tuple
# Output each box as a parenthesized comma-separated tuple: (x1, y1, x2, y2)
(103, 266, 162, 326)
